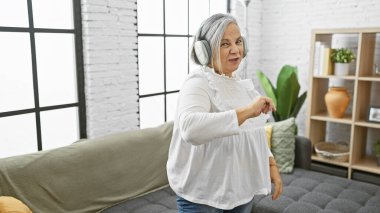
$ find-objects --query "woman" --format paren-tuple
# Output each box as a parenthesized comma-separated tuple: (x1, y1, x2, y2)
(167, 13, 282, 213)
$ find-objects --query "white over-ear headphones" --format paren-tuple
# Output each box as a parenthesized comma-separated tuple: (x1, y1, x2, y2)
(194, 37, 248, 66)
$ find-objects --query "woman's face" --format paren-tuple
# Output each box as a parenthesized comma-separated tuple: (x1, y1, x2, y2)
(212, 23, 244, 77)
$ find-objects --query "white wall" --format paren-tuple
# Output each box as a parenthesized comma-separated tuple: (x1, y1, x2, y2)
(236, 0, 380, 136)
(81, 0, 139, 138)
(231, 0, 262, 81)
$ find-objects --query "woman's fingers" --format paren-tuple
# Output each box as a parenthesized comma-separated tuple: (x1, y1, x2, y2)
(260, 97, 276, 113)
(252, 96, 276, 115)
(272, 179, 282, 200)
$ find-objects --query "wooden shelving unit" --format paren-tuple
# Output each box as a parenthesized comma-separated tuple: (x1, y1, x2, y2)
(306, 28, 380, 179)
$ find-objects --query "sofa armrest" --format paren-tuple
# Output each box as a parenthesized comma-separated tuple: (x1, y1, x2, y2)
(294, 136, 311, 170)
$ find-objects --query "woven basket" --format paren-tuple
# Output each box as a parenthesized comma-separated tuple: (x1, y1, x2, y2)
(314, 142, 349, 162)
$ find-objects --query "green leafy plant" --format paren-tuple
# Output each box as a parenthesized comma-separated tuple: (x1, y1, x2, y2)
(256, 65, 307, 122)
(330, 48, 356, 63)
(374, 140, 380, 157)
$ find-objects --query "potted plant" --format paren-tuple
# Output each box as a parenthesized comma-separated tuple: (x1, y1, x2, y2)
(256, 65, 307, 122)
(330, 48, 356, 76)
(375, 140, 380, 166)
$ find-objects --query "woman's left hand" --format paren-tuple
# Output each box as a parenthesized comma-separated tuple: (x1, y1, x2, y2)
(269, 160, 283, 200)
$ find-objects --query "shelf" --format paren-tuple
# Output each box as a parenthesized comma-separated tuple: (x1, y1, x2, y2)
(351, 156, 380, 175)
(308, 28, 380, 179)
(311, 112, 352, 124)
(312, 28, 380, 34)
(312, 154, 349, 167)
(355, 120, 380, 129)
(313, 75, 356, 80)
(358, 76, 380, 82)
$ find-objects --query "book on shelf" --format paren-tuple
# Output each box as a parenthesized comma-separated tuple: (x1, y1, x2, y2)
(322, 47, 333, 76)
(313, 42, 321, 76)
(313, 42, 333, 76)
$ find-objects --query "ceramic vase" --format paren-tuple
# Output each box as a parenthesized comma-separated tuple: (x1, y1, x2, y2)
(334, 63, 350, 76)
(324, 87, 350, 118)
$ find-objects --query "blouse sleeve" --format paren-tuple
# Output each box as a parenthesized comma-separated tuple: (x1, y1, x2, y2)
(268, 146, 274, 157)
(177, 76, 240, 145)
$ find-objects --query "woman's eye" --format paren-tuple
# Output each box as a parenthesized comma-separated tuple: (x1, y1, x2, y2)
(236, 39, 242, 45)
(221, 43, 229, 47)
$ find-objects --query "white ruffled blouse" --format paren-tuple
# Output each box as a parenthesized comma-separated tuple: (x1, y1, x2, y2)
(166, 66, 272, 210)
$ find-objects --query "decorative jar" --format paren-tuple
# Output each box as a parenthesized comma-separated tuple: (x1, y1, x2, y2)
(324, 87, 350, 118)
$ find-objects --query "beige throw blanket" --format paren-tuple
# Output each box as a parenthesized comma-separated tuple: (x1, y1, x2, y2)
(0, 122, 174, 213)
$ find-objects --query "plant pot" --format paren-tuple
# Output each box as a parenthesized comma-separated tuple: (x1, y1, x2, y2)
(334, 63, 350, 76)
(325, 87, 350, 118)
(375, 64, 380, 75)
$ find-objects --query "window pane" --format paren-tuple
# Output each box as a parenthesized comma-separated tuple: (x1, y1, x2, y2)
(189, 0, 209, 35)
(32, 0, 73, 29)
(210, 0, 227, 14)
(35, 33, 77, 107)
(189, 36, 198, 72)
(0, 0, 29, 27)
(166, 93, 178, 122)
(165, 0, 188, 35)
(166, 37, 188, 91)
(137, 0, 163, 34)
(0, 113, 37, 158)
(139, 95, 164, 129)
(40, 107, 79, 150)
(138, 36, 164, 95)
(0, 32, 35, 112)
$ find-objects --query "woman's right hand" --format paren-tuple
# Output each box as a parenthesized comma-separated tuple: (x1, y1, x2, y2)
(251, 96, 276, 116)
(236, 96, 276, 126)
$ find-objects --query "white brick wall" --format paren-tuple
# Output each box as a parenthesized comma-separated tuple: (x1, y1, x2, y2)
(80, 0, 379, 138)
(235, 0, 380, 136)
(231, 0, 262, 81)
(81, 0, 139, 138)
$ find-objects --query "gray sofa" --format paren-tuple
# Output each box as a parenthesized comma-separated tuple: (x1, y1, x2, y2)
(1, 122, 380, 213)
(103, 125, 380, 213)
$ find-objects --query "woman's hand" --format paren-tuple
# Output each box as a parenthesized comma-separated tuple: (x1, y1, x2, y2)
(235, 96, 276, 126)
(252, 96, 276, 116)
(269, 157, 283, 200)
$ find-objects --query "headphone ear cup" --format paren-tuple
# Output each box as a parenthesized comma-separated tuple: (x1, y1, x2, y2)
(194, 40, 212, 66)
(242, 36, 248, 58)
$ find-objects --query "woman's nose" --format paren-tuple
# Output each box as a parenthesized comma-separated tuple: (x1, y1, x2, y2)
(230, 45, 239, 54)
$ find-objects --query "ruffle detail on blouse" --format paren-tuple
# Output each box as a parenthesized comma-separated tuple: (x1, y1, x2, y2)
(238, 79, 259, 101)
(203, 67, 239, 111)
(203, 66, 260, 111)
(201, 66, 269, 129)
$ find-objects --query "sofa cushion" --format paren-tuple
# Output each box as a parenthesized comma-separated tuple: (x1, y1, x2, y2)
(103, 168, 380, 213)
(264, 124, 273, 148)
(270, 117, 296, 173)
(0, 196, 32, 213)
(253, 168, 380, 213)
(103, 187, 177, 213)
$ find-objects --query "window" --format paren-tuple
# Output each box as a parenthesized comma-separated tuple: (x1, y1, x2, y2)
(137, 0, 228, 128)
(0, 0, 86, 158)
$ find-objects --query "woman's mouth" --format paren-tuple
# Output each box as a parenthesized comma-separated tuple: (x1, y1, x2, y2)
(228, 57, 240, 62)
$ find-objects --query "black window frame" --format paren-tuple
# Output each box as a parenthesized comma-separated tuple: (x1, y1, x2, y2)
(0, 0, 87, 152)
(137, 0, 230, 127)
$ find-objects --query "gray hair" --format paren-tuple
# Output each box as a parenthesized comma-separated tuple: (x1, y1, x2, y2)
(191, 13, 240, 74)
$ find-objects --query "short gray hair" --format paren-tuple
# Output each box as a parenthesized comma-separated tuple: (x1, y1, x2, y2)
(191, 13, 239, 73)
